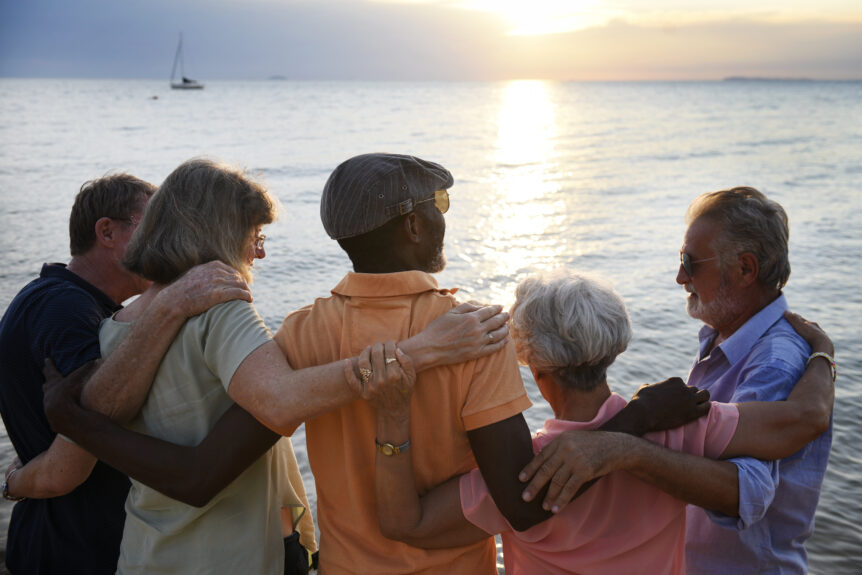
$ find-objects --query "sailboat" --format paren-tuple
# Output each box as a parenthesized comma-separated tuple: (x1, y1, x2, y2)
(170, 34, 204, 90)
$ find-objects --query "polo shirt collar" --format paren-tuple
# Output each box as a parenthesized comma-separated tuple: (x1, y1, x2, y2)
(540, 393, 627, 434)
(332, 270, 443, 298)
(699, 293, 788, 366)
(40, 262, 121, 311)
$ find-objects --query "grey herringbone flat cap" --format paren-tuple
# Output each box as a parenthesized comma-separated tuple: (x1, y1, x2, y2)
(320, 153, 453, 240)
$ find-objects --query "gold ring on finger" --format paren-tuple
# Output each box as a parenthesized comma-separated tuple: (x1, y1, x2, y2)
(359, 368, 372, 385)
(385, 357, 398, 365)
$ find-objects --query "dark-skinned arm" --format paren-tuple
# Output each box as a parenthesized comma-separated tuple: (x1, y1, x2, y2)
(44, 359, 279, 508)
(519, 312, 836, 515)
(471, 377, 711, 530)
(43, 303, 513, 506)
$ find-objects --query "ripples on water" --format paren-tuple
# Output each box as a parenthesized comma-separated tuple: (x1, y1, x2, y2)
(0, 79, 860, 573)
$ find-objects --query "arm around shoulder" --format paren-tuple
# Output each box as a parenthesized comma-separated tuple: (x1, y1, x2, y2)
(5, 437, 96, 499)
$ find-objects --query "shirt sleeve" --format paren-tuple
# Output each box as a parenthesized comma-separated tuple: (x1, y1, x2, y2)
(705, 352, 802, 529)
(200, 300, 272, 391)
(707, 457, 779, 530)
(460, 340, 532, 431)
(459, 468, 510, 535)
(677, 402, 739, 459)
(37, 289, 104, 375)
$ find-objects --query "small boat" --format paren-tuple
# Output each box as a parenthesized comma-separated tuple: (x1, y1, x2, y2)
(170, 34, 204, 90)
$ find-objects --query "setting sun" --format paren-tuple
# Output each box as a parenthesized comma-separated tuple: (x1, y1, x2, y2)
(464, 0, 610, 35)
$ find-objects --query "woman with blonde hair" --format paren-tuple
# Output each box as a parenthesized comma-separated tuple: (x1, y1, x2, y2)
(43, 158, 511, 574)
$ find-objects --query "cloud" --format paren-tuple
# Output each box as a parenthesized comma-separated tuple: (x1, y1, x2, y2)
(1, 0, 860, 80)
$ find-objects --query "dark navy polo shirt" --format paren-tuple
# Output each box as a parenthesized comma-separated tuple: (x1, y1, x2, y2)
(0, 263, 130, 574)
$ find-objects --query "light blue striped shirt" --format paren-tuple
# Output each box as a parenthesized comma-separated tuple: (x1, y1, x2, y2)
(684, 295, 833, 574)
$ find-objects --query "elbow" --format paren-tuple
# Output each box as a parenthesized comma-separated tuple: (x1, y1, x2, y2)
(809, 406, 832, 439)
(39, 474, 87, 499)
(498, 503, 548, 532)
(176, 465, 221, 508)
(177, 477, 216, 508)
(799, 402, 832, 444)
(255, 409, 299, 438)
(377, 511, 432, 546)
(182, 492, 214, 508)
(379, 520, 410, 542)
(378, 518, 422, 544)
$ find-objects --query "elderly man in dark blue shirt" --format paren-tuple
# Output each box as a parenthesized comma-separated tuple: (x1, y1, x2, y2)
(0, 174, 249, 574)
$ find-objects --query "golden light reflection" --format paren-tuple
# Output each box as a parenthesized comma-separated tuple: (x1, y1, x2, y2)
(480, 80, 566, 307)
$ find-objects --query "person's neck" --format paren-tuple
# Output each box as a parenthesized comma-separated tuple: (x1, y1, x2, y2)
(713, 288, 781, 342)
(66, 254, 122, 304)
(552, 380, 612, 423)
(352, 263, 418, 274)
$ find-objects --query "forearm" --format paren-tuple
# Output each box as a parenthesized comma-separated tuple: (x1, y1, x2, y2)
(469, 414, 553, 531)
(786, 352, 833, 436)
(6, 438, 96, 499)
(81, 297, 187, 422)
(230, 342, 363, 434)
(56, 401, 279, 507)
(725, 392, 827, 461)
(375, 412, 486, 548)
(625, 436, 739, 516)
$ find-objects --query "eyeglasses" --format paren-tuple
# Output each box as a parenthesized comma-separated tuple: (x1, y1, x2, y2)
(680, 252, 718, 277)
(386, 189, 450, 218)
(254, 234, 266, 251)
(112, 215, 140, 227)
(413, 189, 450, 214)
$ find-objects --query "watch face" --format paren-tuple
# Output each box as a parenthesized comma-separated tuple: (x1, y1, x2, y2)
(382, 444, 395, 456)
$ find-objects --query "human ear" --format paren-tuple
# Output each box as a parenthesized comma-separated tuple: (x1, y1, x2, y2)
(738, 252, 759, 287)
(93, 217, 116, 247)
(401, 212, 422, 244)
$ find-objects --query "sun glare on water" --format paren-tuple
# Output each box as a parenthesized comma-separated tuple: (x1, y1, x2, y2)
(475, 80, 567, 306)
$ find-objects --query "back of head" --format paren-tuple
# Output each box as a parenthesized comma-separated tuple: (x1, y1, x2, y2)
(323, 150, 451, 224)
(123, 158, 277, 284)
(686, 186, 790, 290)
(511, 270, 632, 392)
(69, 173, 156, 256)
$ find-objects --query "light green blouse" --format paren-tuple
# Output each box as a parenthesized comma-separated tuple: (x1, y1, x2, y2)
(100, 299, 285, 575)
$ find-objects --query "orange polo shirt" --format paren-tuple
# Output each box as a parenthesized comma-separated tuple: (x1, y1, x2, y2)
(274, 271, 530, 575)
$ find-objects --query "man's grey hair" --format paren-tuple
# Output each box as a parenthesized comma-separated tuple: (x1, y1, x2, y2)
(510, 270, 632, 392)
(686, 186, 790, 290)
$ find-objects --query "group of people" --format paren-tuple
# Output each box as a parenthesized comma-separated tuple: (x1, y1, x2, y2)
(0, 152, 834, 574)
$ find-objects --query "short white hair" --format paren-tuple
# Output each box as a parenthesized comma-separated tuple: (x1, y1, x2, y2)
(510, 270, 631, 391)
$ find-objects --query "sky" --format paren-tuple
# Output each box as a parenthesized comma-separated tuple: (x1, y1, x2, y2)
(1, 0, 861, 81)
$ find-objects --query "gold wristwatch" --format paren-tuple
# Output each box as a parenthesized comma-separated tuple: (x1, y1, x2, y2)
(375, 438, 411, 456)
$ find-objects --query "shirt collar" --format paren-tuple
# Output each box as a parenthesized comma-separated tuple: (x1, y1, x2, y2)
(698, 293, 788, 366)
(539, 392, 627, 434)
(40, 262, 121, 311)
(331, 270, 453, 298)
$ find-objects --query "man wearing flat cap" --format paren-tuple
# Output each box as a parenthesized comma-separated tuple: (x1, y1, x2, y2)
(274, 153, 537, 573)
(274, 153, 687, 573)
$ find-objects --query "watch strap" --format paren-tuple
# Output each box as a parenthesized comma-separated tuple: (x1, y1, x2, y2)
(375, 438, 411, 456)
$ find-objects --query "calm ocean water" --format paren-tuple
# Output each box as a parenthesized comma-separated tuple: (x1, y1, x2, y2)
(0, 78, 860, 573)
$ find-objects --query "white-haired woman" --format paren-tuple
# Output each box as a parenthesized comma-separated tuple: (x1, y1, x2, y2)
(367, 270, 833, 575)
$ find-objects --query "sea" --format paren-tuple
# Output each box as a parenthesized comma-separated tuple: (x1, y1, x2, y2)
(0, 78, 860, 573)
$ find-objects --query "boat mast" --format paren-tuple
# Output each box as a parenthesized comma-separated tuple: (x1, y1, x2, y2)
(170, 33, 183, 82)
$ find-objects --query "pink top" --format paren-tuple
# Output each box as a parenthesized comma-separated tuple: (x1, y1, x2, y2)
(460, 393, 739, 575)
